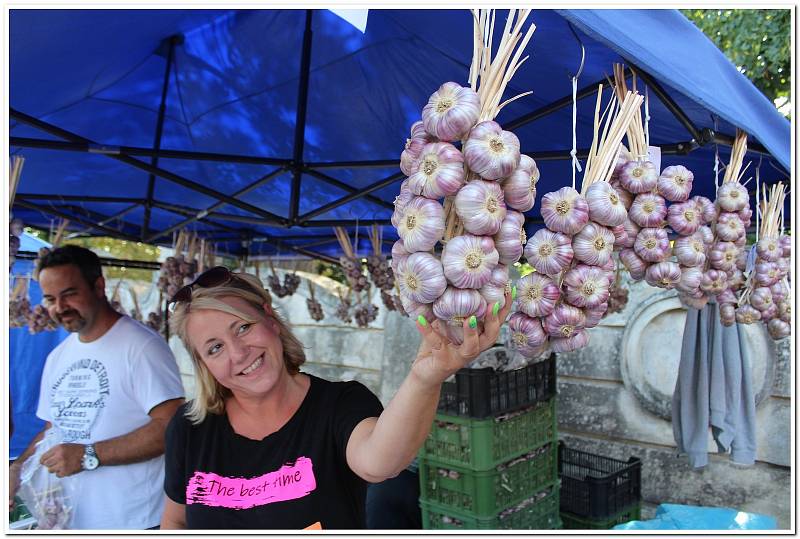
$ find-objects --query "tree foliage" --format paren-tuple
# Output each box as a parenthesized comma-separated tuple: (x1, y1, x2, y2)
(682, 9, 790, 102)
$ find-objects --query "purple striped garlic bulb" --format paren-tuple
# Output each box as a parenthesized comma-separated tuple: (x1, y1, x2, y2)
(719, 303, 736, 327)
(441, 234, 499, 289)
(432, 286, 487, 325)
(408, 142, 465, 199)
(463, 120, 521, 180)
(673, 234, 706, 267)
(391, 179, 415, 228)
(610, 179, 634, 210)
(540, 186, 590, 235)
(716, 182, 749, 212)
(708, 241, 738, 272)
(507, 312, 549, 357)
(601, 257, 616, 286)
(619, 160, 658, 194)
(585, 182, 628, 227)
(700, 269, 728, 295)
(634, 227, 670, 263)
(698, 225, 714, 246)
(735, 304, 762, 325)
(524, 228, 574, 275)
(400, 121, 437, 176)
(778, 299, 791, 324)
(396, 252, 447, 304)
(480, 268, 509, 310)
(629, 193, 667, 228)
(501, 154, 539, 212)
(421, 82, 480, 142)
(756, 236, 781, 262)
(584, 302, 608, 329)
(493, 211, 526, 265)
(779, 235, 792, 258)
(770, 280, 788, 302)
(620, 248, 648, 281)
(399, 294, 434, 321)
(716, 212, 745, 242)
(397, 196, 445, 252)
(679, 291, 709, 310)
(550, 329, 590, 353)
(391, 240, 410, 271)
(620, 219, 640, 249)
(454, 180, 507, 236)
(563, 264, 611, 309)
(754, 260, 781, 287)
(728, 269, 746, 290)
(543, 303, 586, 339)
(516, 272, 560, 318)
(676, 266, 704, 294)
(716, 288, 737, 305)
(611, 224, 628, 251)
(738, 206, 753, 228)
(572, 222, 615, 267)
(776, 257, 790, 278)
(768, 319, 791, 340)
(692, 196, 717, 224)
(645, 261, 682, 289)
(657, 165, 694, 202)
(667, 201, 701, 236)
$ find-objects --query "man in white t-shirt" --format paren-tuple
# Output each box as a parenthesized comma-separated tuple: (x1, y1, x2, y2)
(8, 245, 185, 529)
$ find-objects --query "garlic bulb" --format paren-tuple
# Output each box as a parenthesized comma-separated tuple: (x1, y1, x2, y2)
(480, 283, 506, 310)
(735, 250, 748, 271)
(507, 312, 549, 357)
(673, 234, 706, 267)
(432, 286, 487, 326)
(629, 193, 667, 228)
(486, 264, 510, 288)
(584, 302, 608, 328)
(667, 201, 701, 236)
(400, 293, 434, 321)
(524, 228, 574, 275)
(620, 219, 640, 249)
(778, 299, 791, 323)
(540, 186, 590, 235)
(516, 273, 560, 317)
(716, 182, 749, 212)
(692, 196, 716, 224)
(680, 292, 709, 310)
(716, 212, 745, 242)
(600, 257, 616, 286)
(645, 261, 682, 289)
(767, 318, 791, 340)
(727, 269, 746, 290)
(493, 211, 526, 265)
(634, 227, 670, 263)
(441, 234, 499, 289)
(618, 160, 658, 194)
(408, 142, 465, 199)
(776, 257, 790, 278)
(397, 196, 445, 252)
(396, 252, 447, 304)
(738, 206, 753, 228)
(700, 269, 728, 295)
(585, 182, 628, 227)
(770, 280, 788, 302)
(620, 248, 648, 281)
(754, 260, 781, 287)
(572, 223, 615, 266)
(421, 82, 480, 142)
(698, 225, 714, 246)
(733, 235, 747, 248)
(676, 266, 704, 294)
(400, 121, 437, 176)
(610, 179, 634, 210)
(501, 154, 539, 212)
(719, 303, 736, 327)
(611, 224, 628, 250)
(735, 304, 762, 325)
(760, 302, 779, 322)
(563, 264, 611, 309)
(550, 329, 590, 353)
(708, 241, 738, 272)
(657, 165, 694, 202)
(391, 180, 415, 228)
(463, 121, 521, 180)
(779, 235, 792, 258)
(455, 180, 507, 236)
(756, 236, 781, 262)
(543, 303, 586, 338)
(392, 238, 410, 260)
(716, 288, 737, 305)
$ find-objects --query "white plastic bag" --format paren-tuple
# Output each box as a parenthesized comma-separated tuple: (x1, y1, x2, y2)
(18, 428, 79, 529)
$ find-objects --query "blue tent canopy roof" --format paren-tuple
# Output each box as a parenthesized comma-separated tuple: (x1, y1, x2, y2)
(10, 9, 790, 261)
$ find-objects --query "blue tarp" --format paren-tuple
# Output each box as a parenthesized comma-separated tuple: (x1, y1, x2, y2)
(9, 9, 791, 260)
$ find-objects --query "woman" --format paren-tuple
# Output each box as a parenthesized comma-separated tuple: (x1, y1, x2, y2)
(160, 266, 512, 529)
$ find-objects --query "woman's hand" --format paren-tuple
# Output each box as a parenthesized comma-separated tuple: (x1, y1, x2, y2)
(410, 286, 514, 388)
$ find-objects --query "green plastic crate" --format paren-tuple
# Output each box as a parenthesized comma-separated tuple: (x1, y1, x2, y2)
(420, 397, 556, 470)
(420, 482, 562, 530)
(561, 503, 641, 529)
(419, 442, 557, 517)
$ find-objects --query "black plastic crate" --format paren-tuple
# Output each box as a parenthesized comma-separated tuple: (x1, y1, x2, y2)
(437, 353, 556, 418)
(557, 442, 642, 520)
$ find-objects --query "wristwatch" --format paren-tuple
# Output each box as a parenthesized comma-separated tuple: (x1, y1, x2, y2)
(81, 444, 100, 471)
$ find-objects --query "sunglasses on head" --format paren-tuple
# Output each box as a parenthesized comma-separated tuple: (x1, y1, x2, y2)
(168, 266, 233, 307)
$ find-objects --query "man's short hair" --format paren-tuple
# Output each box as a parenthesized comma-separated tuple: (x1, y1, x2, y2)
(38, 245, 103, 288)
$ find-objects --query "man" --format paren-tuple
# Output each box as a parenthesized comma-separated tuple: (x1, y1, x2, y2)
(8, 245, 185, 529)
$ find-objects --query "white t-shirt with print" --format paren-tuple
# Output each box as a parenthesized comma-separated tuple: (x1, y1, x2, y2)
(36, 315, 185, 530)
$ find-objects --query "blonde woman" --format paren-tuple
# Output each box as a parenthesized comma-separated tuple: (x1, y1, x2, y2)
(160, 266, 512, 529)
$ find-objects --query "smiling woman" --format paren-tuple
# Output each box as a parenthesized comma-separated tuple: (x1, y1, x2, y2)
(161, 267, 512, 530)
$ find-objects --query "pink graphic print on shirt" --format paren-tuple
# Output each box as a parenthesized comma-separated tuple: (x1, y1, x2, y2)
(186, 457, 316, 509)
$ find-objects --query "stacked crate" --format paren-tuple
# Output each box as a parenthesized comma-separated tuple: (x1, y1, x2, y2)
(418, 354, 561, 530)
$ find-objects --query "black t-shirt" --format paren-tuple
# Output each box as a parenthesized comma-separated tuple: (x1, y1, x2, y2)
(164, 375, 384, 530)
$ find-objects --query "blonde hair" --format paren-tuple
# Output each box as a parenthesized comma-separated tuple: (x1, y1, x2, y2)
(169, 271, 306, 424)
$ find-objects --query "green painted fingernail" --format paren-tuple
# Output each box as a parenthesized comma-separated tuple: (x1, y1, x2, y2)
(511, 286, 517, 300)
(417, 315, 428, 327)
(492, 302, 500, 317)
(469, 315, 477, 329)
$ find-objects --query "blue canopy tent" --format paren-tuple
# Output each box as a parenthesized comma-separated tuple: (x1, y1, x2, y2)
(9, 9, 791, 262)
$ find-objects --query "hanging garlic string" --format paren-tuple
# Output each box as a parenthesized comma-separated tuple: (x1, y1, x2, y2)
(644, 85, 651, 150)
(571, 75, 582, 190)
(755, 160, 761, 242)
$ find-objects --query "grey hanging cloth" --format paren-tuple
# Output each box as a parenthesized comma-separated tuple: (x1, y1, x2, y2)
(671, 301, 756, 468)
